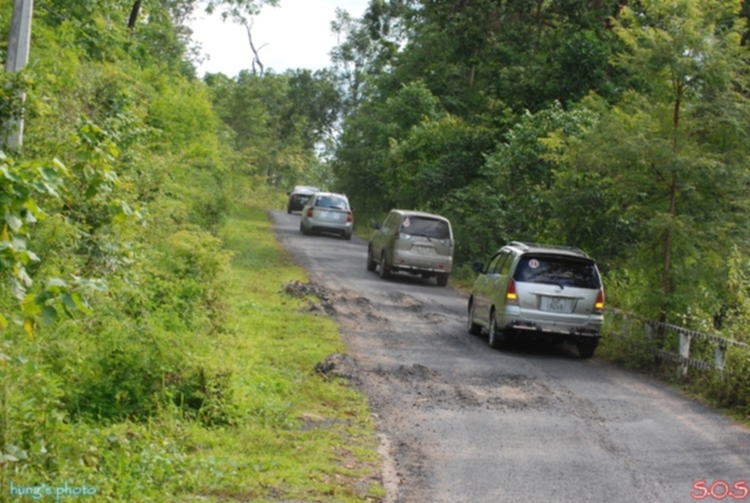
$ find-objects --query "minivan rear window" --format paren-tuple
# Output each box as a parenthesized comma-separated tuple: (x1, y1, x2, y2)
(400, 217, 450, 239)
(513, 255, 601, 289)
(314, 195, 348, 210)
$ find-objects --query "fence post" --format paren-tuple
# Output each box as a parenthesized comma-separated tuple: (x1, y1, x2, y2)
(714, 343, 726, 372)
(678, 330, 690, 377)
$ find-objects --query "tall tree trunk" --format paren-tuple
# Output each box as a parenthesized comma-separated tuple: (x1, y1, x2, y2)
(128, 0, 141, 34)
(658, 88, 682, 341)
(661, 174, 677, 298)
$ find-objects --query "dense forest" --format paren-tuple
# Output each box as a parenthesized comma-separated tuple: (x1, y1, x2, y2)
(1, 0, 750, 499)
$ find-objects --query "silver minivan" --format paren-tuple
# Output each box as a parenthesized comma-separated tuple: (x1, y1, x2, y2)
(467, 241, 604, 357)
(299, 192, 353, 240)
(367, 210, 454, 286)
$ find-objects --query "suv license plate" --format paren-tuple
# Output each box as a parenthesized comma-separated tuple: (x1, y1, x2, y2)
(541, 296, 572, 313)
(415, 246, 435, 255)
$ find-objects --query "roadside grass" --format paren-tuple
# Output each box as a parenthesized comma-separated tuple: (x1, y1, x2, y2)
(170, 203, 384, 501)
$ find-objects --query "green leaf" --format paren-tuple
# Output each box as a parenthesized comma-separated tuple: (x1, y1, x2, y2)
(52, 157, 68, 174)
(23, 317, 34, 339)
(41, 305, 57, 326)
(0, 166, 20, 182)
(11, 183, 30, 200)
(47, 278, 68, 288)
(71, 292, 93, 315)
(21, 294, 41, 315)
(10, 278, 26, 300)
(75, 277, 108, 292)
(4, 213, 22, 232)
(38, 166, 60, 182)
(62, 293, 78, 312)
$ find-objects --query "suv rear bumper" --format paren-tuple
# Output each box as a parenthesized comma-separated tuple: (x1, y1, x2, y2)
(501, 310, 602, 342)
(392, 251, 452, 274)
(391, 263, 450, 275)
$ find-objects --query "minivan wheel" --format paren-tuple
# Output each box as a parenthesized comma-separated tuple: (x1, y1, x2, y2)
(488, 310, 507, 349)
(436, 273, 449, 287)
(366, 246, 377, 272)
(379, 253, 390, 279)
(577, 340, 598, 359)
(467, 302, 482, 336)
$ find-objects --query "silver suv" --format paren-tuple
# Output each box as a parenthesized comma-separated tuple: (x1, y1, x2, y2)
(367, 210, 454, 287)
(467, 241, 604, 358)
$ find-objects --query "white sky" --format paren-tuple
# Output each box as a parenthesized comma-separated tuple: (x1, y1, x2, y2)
(189, 0, 371, 77)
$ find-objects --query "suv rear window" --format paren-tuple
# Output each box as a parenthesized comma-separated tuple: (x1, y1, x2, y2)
(513, 255, 601, 289)
(400, 217, 450, 239)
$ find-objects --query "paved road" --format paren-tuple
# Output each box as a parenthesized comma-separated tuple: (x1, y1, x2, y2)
(271, 210, 750, 503)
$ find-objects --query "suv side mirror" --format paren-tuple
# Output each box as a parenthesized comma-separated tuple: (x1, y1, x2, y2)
(370, 220, 380, 230)
(472, 262, 484, 273)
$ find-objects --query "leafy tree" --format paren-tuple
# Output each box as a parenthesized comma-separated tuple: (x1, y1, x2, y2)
(548, 0, 750, 320)
(283, 69, 340, 151)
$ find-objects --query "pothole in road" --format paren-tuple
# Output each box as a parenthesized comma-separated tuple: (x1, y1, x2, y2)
(372, 364, 552, 412)
(460, 375, 552, 411)
(387, 291, 423, 312)
(284, 281, 390, 323)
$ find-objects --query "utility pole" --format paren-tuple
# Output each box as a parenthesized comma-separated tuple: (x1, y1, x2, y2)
(4, 0, 34, 151)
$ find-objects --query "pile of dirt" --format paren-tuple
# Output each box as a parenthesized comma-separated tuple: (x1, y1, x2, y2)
(283, 280, 326, 298)
(314, 353, 360, 384)
(283, 280, 337, 315)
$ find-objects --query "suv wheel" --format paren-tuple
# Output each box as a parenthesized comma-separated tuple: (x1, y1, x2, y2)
(366, 246, 377, 272)
(379, 253, 390, 279)
(436, 273, 449, 287)
(300, 222, 308, 235)
(488, 309, 507, 349)
(467, 301, 482, 336)
(577, 340, 598, 359)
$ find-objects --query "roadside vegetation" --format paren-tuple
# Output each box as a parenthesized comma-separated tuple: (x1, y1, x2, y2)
(0, 0, 381, 501)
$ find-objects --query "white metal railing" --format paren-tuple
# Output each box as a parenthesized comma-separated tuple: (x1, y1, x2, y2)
(604, 307, 749, 376)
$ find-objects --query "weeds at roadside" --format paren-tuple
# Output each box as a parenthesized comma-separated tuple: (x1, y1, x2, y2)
(0, 200, 384, 502)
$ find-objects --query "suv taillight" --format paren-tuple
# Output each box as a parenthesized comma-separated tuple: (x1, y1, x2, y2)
(506, 279, 518, 305)
(346, 211, 353, 223)
(594, 288, 605, 314)
(306, 207, 314, 218)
